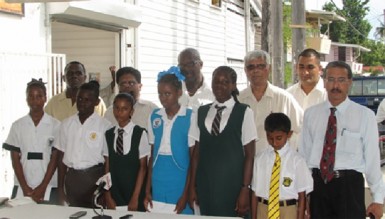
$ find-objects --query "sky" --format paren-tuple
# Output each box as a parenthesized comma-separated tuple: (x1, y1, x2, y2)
(306, 0, 385, 39)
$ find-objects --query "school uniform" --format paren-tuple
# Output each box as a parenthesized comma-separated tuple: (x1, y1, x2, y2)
(190, 98, 257, 217)
(104, 122, 150, 211)
(56, 112, 111, 208)
(252, 143, 313, 219)
(2, 113, 60, 203)
(147, 106, 195, 214)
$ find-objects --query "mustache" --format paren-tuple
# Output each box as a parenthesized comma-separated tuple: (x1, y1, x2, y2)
(331, 88, 341, 93)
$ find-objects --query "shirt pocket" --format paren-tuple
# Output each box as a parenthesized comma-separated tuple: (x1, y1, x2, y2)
(85, 131, 103, 149)
(339, 129, 362, 156)
(281, 173, 295, 190)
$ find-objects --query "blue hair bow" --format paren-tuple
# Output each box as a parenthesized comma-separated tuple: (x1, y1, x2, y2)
(157, 66, 185, 82)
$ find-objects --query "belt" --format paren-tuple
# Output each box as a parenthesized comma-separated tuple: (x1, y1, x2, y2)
(257, 197, 297, 207)
(312, 168, 358, 179)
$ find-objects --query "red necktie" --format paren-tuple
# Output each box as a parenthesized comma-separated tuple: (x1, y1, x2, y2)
(320, 107, 337, 183)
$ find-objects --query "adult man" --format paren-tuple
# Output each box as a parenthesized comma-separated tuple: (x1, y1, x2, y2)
(286, 48, 327, 110)
(177, 48, 214, 111)
(104, 67, 157, 129)
(299, 61, 385, 219)
(45, 61, 106, 121)
(239, 50, 303, 154)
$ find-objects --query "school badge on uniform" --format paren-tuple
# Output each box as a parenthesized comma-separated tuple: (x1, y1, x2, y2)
(153, 118, 162, 129)
(90, 132, 97, 141)
(282, 177, 292, 187)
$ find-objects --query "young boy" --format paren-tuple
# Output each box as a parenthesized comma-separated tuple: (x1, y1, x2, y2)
(251, 113, 313, 219)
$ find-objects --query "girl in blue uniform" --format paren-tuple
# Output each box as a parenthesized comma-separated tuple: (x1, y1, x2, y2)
(144, 66, 194, 214)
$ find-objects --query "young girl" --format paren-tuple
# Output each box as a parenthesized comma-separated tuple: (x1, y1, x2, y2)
(56, 81, 111, 208)
(104, 93, 150, 211)
(3, 79, 60, 203)
(144, 66, 194, 214)
(189, 66, 257, 217)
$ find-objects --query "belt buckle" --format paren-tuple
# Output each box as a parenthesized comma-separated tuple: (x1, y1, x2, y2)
(334, 170, 340, 178)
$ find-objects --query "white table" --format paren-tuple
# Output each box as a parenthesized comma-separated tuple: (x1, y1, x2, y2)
(0, 203, 240, 219)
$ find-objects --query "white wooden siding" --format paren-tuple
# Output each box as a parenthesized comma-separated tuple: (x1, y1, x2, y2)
(51, 22, 118, 88)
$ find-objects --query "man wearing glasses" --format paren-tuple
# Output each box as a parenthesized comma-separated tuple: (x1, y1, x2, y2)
(104, 67, 157, 129)
(177, 48, 214, 111)
(299, 61, 385, 219)
(239, 50, 303, 154)
(286, 48, 327, 111)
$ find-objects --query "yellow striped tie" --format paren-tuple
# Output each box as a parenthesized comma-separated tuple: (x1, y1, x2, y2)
(268, 150, 281, 219)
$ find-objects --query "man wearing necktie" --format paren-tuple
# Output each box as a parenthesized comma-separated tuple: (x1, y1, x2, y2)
(299, 61, 385, 219)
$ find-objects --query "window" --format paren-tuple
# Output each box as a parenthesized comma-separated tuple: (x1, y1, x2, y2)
(212, 0, 221, 7)
(338, 47, 346, 61)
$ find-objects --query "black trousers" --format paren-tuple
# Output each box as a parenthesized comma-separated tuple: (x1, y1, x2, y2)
(64, 164, 104, 208)
(310, 169, 366, 219)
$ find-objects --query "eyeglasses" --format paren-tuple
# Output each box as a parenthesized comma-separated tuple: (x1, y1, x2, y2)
(246, 63, 267, 71)
(325, 77, 350, 84)
(178, 60, 199, 68)
(119, 80, 138, 87)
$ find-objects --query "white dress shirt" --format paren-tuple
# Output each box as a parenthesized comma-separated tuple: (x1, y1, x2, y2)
(190, 97, 258, 146)
(251, 143, 313, 200)
(239, 83, 304, 154)
(376, 99, 385, 123)
(57, 112, 111, 169)
(179, 80, 215, 112)
(299, 98, 385, 203)
(286, 79, 327, 111)
(103, 122, 151, 159)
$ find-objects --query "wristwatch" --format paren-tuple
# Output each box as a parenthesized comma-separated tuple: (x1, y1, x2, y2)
(242, 184, 252, 189)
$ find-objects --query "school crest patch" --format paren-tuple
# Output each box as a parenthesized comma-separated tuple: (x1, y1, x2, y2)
(152, 118, 162, 129)
(90, 132, 97, 141)
(282, 177, 292, 187)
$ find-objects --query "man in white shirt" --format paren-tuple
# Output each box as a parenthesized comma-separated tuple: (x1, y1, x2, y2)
(177, 48, 214, 111)
(104, 67, 157, 129)
(239, 50, 303, 154)
(299, 61, 385, 219)
(286, 48, 327, 111)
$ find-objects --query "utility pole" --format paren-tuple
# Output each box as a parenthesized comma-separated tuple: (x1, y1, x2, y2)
(261, 0, 270, 52)
(291, 0, 306, 84)
(271, 0, 284, 87)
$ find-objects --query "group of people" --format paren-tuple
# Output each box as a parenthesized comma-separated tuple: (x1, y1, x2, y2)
(3, 47, 385, 219)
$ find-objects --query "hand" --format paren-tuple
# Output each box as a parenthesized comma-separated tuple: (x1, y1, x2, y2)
(143, 193, 153, 212)
(366, 202, 383, 219)
(189, 186, 198, 210)
(31, 184, 47, 203)
(174, 194, 188, 214)
(127, 198, 139, 211)
(235, 187, 250, 217)
(58, 187, 67, 205)
(21, 185, 33, 197)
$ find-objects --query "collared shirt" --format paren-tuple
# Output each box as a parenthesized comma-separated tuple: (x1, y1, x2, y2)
(103, 122, 150, 159)
(286, 79, 327, 111)
(3, 113, 60, 188)
(179, 80, 215, 112)
(147, 106, 196, 155)
(104, 98, 158, 129)
(57, 112, 111, 169)
(299, 98, 385, 203)
(251, 143, 313, 200)
(376, 99, 385, 123)
(45, 92, 107, 121)
(239, 82, 304, 154)
(190, 97, 258, 146)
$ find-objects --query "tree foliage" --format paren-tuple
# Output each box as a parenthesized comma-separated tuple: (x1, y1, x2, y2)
(321, 0, 371, 45)
(361, 40, 385, 66)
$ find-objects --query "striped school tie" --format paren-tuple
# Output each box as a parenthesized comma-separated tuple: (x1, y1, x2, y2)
(211, 105, 226, 136)
(116, 128, 124, 155)
(268, 150, 281, 219)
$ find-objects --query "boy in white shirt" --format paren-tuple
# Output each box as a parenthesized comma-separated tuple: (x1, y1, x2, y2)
(251, 113, 313, 219)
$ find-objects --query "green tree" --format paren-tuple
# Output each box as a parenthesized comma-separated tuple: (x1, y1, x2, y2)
(321, 0, 371, 45)
(361, 40, 385, 67)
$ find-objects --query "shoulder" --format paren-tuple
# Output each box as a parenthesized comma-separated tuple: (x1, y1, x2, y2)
(138, 99, 158, 109)
(286, 83, 300, 93)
